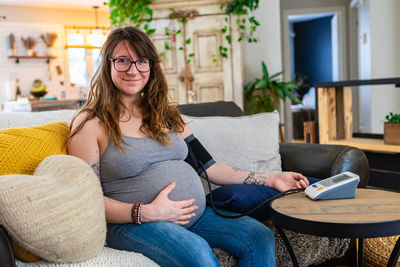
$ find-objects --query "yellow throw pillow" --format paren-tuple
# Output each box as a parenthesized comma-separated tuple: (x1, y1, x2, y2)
(11, 240, 40, 262)
(0, 121, 70, 261)
(0, 155, 106, 262)
(0, 121, 69, 175)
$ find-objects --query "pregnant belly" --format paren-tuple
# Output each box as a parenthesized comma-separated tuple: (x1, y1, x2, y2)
(102, 160, 206, 228)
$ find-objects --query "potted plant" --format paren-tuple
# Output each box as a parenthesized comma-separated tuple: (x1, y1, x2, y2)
(244, 61, 301, 114)
(41, 33, 58, 56)
(384, 112, 400, 145)
(21, 36, 36, 56)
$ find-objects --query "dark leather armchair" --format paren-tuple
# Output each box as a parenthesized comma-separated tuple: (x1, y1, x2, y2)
(280, 143, 369, 187)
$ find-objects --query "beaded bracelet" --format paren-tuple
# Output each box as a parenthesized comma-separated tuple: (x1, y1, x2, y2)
(136, 202, 142, 225)
(131, 203, 136, 224)
(131, 202, 143, 225)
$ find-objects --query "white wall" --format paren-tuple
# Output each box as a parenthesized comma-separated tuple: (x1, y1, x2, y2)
(369, 0, 400, 133)
(243, 0, 282, 84)
(357, 0, 371, 133)
(280, 0, 348, 10)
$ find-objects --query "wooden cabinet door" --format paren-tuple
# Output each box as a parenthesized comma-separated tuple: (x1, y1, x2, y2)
(151, 18, 186, 104)
(150, 1, 244, 108)
(187, 14, 232, 104)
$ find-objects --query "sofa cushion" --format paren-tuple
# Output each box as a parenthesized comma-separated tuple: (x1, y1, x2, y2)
(0, 121, 70, 176)
(0, 155, 106, 263)
(183, 111, 281, 174)
(0, 110, 76, 130)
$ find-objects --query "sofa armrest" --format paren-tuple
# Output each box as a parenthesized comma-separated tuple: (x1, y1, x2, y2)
(0, 226, 15, 267)
(279, 143, 369, 188)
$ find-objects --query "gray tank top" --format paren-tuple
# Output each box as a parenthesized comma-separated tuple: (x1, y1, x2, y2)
(100, 132, 206, 228)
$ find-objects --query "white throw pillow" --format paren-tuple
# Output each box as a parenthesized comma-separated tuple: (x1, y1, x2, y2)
(0, 155, 106, 262)
(183, 111, 282, 175)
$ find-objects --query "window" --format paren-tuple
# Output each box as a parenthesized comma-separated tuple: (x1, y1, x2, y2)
(65, 26, 106, 88)
(67, 48, 101, 87)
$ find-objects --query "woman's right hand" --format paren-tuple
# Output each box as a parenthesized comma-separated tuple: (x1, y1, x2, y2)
(141, 182, 198, 225)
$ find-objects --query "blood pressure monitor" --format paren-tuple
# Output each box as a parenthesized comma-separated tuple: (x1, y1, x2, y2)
(305, 172, 360, 200)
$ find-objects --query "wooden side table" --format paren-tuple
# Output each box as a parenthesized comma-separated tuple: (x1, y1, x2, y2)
(270, 189, 400, 267)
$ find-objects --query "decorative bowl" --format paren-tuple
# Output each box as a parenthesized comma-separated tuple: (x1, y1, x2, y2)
(30, 91, 47, 98)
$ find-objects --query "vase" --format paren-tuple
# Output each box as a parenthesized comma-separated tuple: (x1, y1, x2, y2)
(8, 48, 17, 57)
(46, 47, 55, 56)
(26, 49, 34, 57)
(384, 122, 400, 145)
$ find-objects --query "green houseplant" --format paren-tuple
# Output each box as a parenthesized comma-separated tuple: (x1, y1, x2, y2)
(384, 112, 400, 145)
(244, 61, 301, 114)
(385, 112, 400, 123)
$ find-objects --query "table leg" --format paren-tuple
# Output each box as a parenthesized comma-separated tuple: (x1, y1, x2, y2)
(387, 236, 400, 267)
(358, 238, 364, 267)
(275, 225, 299, 267)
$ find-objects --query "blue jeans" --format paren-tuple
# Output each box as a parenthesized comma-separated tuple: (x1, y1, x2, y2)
(106, 206, 275, 267)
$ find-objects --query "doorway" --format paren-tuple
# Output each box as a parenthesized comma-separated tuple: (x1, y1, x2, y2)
(282, 7, 347, 141)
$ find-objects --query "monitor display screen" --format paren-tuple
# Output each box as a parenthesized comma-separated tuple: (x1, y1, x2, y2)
(319, 174, 354, 187)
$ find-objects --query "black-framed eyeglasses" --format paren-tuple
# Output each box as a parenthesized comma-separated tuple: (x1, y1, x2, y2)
(109, 57, 152, 73)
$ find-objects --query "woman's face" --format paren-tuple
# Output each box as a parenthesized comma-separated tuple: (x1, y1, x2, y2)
(110, 41, 150, 99)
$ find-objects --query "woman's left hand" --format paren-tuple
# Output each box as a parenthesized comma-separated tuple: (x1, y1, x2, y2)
(268, 172, 309, 192)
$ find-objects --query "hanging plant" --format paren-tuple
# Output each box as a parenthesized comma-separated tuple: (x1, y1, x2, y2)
(219, 0, 260, 58)
(105, 0, 261, 58)
(105, 0, 155, 35)
(166, 9, 198, 64)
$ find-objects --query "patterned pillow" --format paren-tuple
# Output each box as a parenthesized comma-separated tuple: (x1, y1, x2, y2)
(0, 155, 106, 262)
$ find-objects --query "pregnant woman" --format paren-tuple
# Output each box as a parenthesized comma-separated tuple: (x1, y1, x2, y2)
(67, 26, 308, 267)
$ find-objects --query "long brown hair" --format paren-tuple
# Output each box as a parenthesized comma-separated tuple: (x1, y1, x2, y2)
(68, 26, 185, 149)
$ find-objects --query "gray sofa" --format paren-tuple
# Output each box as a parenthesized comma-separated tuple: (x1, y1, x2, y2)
(0, 101, 368, 267)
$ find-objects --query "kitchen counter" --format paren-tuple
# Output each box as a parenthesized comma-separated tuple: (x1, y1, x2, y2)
(2, 98, 86, 112)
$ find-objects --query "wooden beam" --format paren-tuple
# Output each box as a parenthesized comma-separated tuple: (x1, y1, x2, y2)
(318, 87, 337, 144)
(336, 86, 345, 139)
(343, 86, 353, 139)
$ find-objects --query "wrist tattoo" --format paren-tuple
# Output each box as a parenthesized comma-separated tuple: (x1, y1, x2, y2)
(243, 171, 268, 186)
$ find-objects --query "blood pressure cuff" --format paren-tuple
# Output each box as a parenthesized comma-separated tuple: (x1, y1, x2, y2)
(184, 134, 216, 174)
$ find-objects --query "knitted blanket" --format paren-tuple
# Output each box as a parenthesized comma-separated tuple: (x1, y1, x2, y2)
(16, 247, 159, 267)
